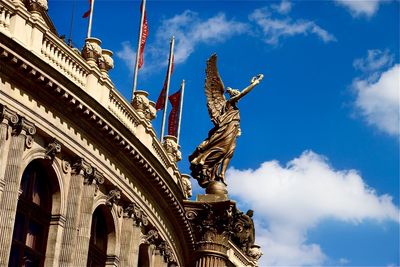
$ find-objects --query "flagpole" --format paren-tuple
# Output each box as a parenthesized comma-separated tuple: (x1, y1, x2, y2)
(177, 79, 185, 144)
(131, 0, 146, 102)
(160, 36, 175, 141)
(86, 0, 95, 38)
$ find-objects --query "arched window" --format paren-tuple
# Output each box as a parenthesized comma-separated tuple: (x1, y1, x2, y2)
(87, 207, 109, 267)
(9, 161, 52, 267)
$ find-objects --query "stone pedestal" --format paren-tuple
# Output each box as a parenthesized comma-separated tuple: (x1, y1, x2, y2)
(185, 200, 236, 267)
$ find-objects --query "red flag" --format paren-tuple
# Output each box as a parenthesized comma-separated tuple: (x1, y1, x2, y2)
(82, 0, 91, 18)
(138, 1, 148, 69)
(168, 89, 181, 137)
(155, 55, 174, 110)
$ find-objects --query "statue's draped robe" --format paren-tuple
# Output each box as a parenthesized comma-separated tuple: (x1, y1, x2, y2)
(189, 101, 240, 187)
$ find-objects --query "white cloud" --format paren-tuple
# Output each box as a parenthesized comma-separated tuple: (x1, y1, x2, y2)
(227, 151, 399, 266)
(335, 0, 389, 17)
(156, 10, 248, 64)
(116, 3, 336, 73)
(271, 0, 292, 15)
(353, 49, 394, 73)
(116, 41, 136, 74)
(351, 50, 400, 137)
(249, 6, 336, 45)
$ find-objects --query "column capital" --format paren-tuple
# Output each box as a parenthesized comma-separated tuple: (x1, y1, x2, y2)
(0, 105, 18, 126)
(44, 139, 61, 160)
(15, 117, 36, 136)
(123, 201, 149, 227)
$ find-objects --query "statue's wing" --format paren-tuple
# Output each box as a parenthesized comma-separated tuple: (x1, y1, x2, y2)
(205, 54, 226, 124)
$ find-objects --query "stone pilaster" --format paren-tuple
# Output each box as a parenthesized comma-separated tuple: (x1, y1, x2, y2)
(59, 158, 92, 266)
(153, 248, 167, 267)
(71, 166, 104, 266)
(0, 117, 36, 266)
(0, 105, 18, 198)
(44, 214, 66, 267)
(119, 202, 148, 267)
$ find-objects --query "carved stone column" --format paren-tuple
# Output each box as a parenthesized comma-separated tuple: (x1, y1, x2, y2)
(0, 117, 35, 266)
(71, 167, 104, 266)
(59, 158, 92, 266)
(0, 105, 18, 199)
(185, 200, 236, 267)
(119, 202, 148, 267)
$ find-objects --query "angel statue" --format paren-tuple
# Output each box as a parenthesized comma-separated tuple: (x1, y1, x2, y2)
(189, 54, 263, 193)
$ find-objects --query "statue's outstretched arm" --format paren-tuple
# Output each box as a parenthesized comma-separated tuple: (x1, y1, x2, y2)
(229, 74, 264, 103)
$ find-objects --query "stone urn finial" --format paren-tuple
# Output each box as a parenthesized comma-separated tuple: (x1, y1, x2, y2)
(131, 90, 156, 123)
(163, 135, 182, 163)
(98, 49, 114, 75)
(82, 37, 102, 63)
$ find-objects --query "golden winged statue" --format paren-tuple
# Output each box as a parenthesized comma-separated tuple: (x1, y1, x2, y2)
(189, 54, 263, 192)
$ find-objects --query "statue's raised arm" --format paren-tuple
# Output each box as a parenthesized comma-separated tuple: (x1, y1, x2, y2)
(189, 54, 264, 195)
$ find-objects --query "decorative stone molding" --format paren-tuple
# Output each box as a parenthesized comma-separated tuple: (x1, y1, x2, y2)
(158, 241, 177, 264)
(13, 117, 36, 148)
(62, 159, 71, 173)
(181, 174, 192, 199)
(131, 90, 156, 122)
(106, 188, 121, 207)
(163, 135, 181, 163)
(71, 158, 92, 176)
(82, 37, 102, 62)
(142, 229, 159, 245)
(184, 200, 239, 265)
(123, 202, 149, 227)
(44, 139, 61, 160)
(0, 104, 18, 126)
(15, 117, 36, 136)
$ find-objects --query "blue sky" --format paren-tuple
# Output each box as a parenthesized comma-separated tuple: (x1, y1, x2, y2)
(48, 0, 399, 266)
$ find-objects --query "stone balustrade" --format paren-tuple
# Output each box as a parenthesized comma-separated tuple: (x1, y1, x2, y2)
(41, 35, 88, 86)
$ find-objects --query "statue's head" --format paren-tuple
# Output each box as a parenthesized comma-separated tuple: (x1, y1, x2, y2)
(226, 87, 240, 98)
(246, 209, 254, 217)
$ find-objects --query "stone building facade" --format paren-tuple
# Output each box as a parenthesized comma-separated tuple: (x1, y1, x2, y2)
(0, 0, 261, 266)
